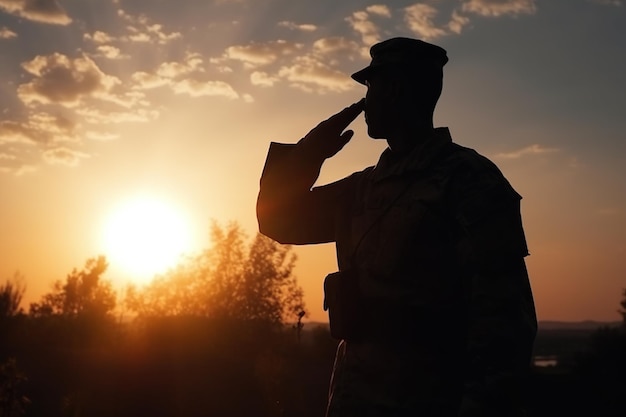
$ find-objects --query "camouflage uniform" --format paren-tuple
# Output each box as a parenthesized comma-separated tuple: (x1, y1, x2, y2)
(257, 127, 537, 417)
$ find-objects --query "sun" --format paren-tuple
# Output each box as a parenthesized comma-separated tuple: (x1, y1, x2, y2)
(101, 195, 194, 282)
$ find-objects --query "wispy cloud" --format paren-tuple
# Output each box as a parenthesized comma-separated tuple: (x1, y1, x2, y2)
(346, 10, 384, 46)
(117, 8, 182, 45)
(131, 52, 242, 100)
(85, 131, 119, 141)
(277, 21, 317, 32)
(366, 4, 392, 18)
(0, 112, 78, 146)
(131, 53, 205, 90)
(461, 0, 537, 17)
(96, 45, 129, 60)
(250, 71, 279, 87)
(172, 79, 239, 99)
(312, 36, 361, 58)
(404, 4, 448, 40)
(278, 55, 355, 93)
(84, 30, 115, 44)
(447, 9, 471, 34)
(0, 0, 72, 25)
(222, 40, 304, 67)
(42, 147, 89, 166)
(495, 144, 559, 159)
(0, 26, 17, 39)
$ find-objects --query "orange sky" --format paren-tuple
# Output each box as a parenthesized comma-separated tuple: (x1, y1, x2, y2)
(1, 0, 625, 323)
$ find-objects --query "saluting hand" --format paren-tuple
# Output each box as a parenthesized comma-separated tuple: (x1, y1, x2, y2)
(298, 99, 365, 160)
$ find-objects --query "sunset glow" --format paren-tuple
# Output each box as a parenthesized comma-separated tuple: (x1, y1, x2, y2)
(101, 196, 193, 281)
(0, 0, 624, 322)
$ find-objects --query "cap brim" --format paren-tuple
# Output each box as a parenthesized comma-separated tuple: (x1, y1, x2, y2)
(351, 66, 370, 85)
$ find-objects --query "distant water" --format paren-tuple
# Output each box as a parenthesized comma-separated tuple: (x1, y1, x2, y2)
(533, 355, 558, 367)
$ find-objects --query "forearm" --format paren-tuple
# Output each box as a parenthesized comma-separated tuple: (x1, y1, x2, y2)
(257, 142, 347, 245)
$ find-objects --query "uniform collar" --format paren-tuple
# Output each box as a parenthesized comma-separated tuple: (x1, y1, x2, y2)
(371, 127, 452, 181)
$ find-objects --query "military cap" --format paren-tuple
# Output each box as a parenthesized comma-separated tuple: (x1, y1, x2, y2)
(351, 37, 448, 85)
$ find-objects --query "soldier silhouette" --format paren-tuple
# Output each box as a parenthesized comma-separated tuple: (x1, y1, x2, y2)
(257, 37, 537, 417)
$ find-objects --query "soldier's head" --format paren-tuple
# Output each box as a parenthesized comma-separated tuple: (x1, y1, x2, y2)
(352, 37, 448, 140)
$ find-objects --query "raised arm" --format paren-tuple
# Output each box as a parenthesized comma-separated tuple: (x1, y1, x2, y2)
(257, 100, 364, 245)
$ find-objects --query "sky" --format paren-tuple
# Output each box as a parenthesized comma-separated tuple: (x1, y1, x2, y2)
(0, 0, 625, 323)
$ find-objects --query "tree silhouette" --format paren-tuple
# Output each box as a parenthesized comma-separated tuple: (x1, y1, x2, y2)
(618, 288, 626, 328)
(0, 273, 26, 320)
(0, 358, 29, 417)
(127, 222, 307, 325)
(30, 256, 116, 320)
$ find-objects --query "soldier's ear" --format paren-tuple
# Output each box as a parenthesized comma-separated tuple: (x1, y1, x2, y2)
(388, 77, 414, 107)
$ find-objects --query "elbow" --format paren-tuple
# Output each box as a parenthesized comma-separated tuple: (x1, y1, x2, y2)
(256, 198, 294, 244)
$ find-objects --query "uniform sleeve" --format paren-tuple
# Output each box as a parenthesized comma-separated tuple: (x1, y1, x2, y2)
(256, 142, 354, 245)
(452, 169, 537, 417)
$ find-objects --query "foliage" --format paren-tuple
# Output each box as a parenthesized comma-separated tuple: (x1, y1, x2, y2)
(126, 222, 306, 325)
(0, 358, 29, 417)
(29, 256, 116, 320)
(0, 273, 26, 320)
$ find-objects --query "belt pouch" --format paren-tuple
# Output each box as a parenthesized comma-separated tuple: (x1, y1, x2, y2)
(323, 270, 365, 340)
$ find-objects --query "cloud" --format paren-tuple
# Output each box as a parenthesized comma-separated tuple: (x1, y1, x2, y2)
(42, 147, 89, 166)
(125, 24, 181, 44)
(131, 71, 171, 89)
(132, 52, 213, 93)
(250, 71, 279, 87)
(404, 4, 448, 40)
(346, 10, 383, 46)
(461, 0, 537, 17)
(118, 9, 182, 45)
(0, 120, 36, 144)
(278, 55, 355, 93)
(277, 21, 317, 32)
(313, 36, 361, 57)
(85, 131, 119, 141)
(223, 40, 303, 67)
(237, 37, 361, 94)
(366, 4, 392, 18)
(0, 26, 17, 39)
(0, 0, 72, 25)
(130, 52, 243, 100)
(75, 107, 159, 124)
(96, 45, 128, 60)
(18, 53, 121, 107)
(157, 53, 204, 77)
(84, 30, 115, 44)
(495, 144, 559, 159)
(145, 23, 182, 44)
(0, 112, 78, 146)
(127, 32, 150, 42)
(447, 9, 471, 34)
(172, 79, 239, 99)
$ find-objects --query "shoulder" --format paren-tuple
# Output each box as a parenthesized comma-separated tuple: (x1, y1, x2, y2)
(443, 143, 506, 182)
(441, 144, 522, 226)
